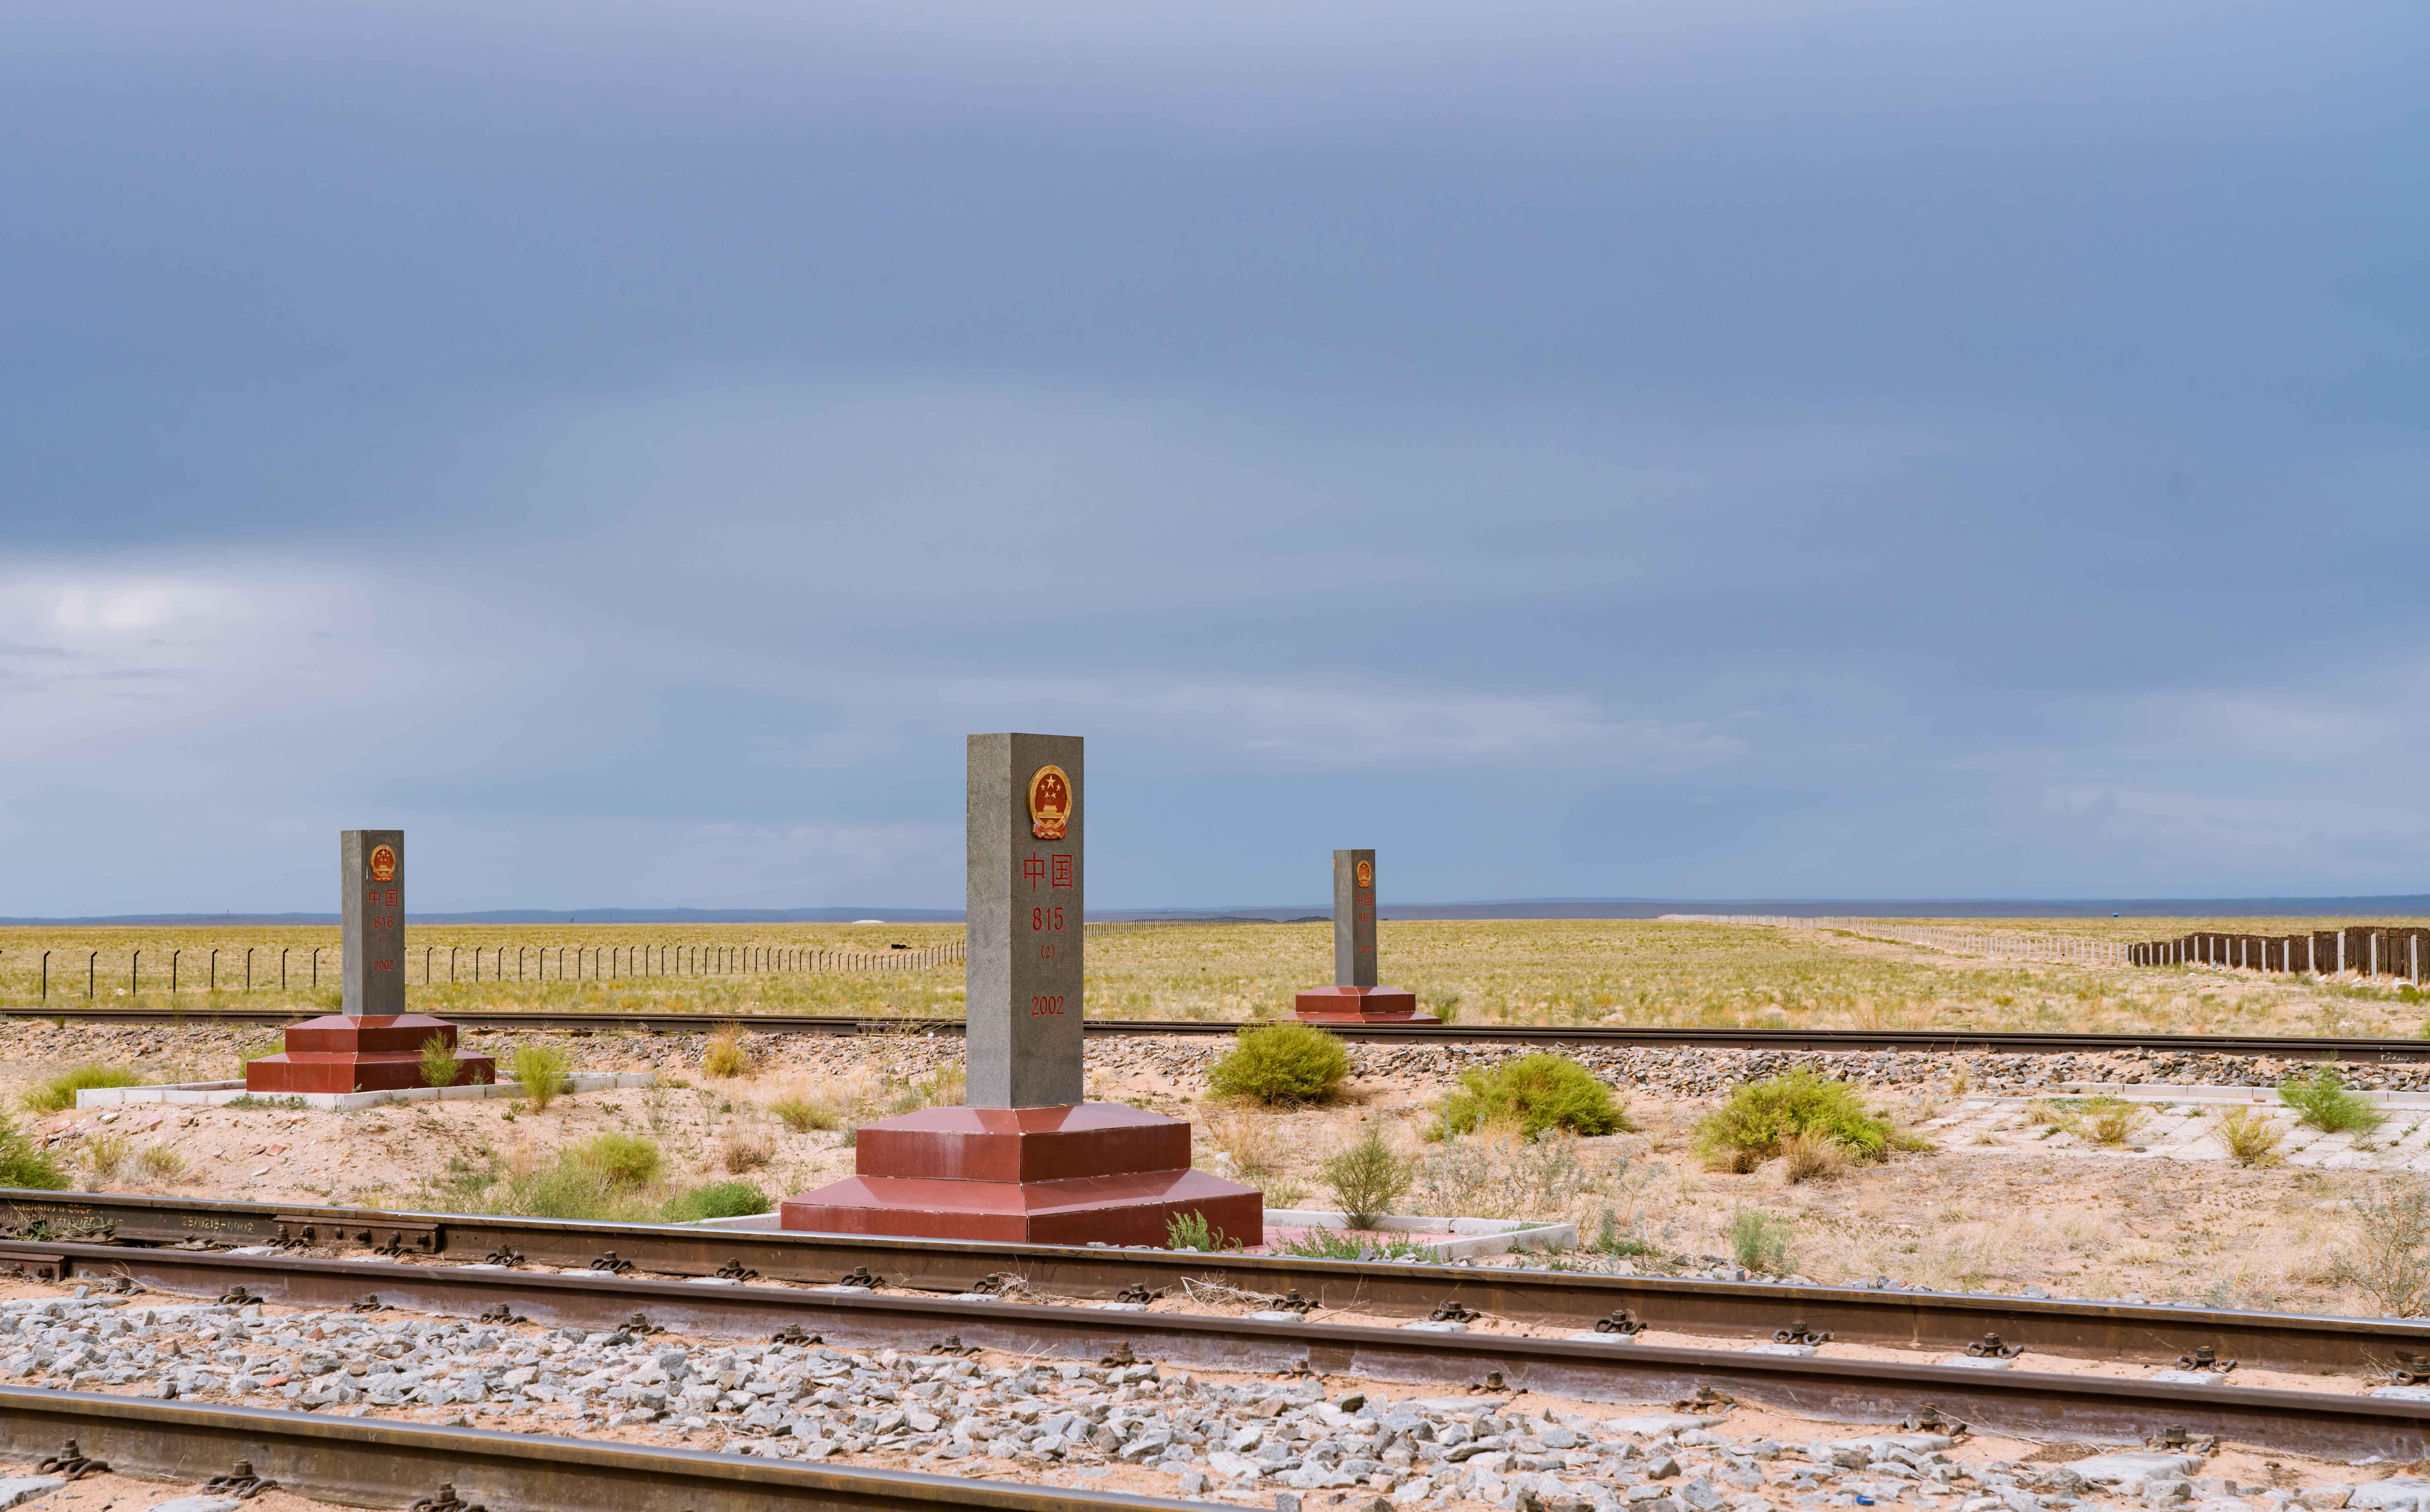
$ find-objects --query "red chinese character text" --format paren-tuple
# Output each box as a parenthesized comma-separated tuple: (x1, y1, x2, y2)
(1023, 856, 1047, 890)
(1050, 855, 1073, 889)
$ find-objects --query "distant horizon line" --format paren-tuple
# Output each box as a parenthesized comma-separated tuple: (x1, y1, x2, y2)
(5, 892, 2429, 927)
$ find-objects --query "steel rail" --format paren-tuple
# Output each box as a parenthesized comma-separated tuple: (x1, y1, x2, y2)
(2, 1003, 2427, 1060)
(13, 1239, 2430, 1461)
(0, 1386, 1200, 1512)
(5, 1189, 2422, 1376)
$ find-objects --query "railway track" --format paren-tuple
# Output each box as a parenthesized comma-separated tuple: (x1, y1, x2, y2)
(0, 1387, 1197, 1511)
(7, 1191, 2430, 1459)
(6, 1233, 2428, 1460)
(4, 1189, 2417, 1374)
(3, 1004, 2427, 1060)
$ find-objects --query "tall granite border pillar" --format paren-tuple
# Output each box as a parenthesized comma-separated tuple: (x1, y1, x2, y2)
(245, 830, 493, 1096)
(1293, 848, 1436, 1024)
(784, 734, 1260, 1246)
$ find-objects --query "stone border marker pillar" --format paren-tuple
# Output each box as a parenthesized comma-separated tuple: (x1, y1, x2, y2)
(1292, 848, 1438, 1024)
(244, 830, 495, 1095)
(783, 734, 1261, 1247)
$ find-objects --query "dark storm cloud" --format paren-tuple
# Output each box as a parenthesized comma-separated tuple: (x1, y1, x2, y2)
(0, 0, 2423, 912)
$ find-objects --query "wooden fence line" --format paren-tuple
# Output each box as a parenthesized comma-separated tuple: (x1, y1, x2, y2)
(1664, 914, 2426, 983)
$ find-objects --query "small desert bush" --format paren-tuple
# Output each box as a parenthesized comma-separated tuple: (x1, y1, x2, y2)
(2065, 1096, 2147, 1146)
(2282, 1067, 2385, 1135)
(82, 1132, 131, 1183)
(1694, 1069, 1909, 1172)
(1166, 1210, 1245, 1252)
(0, 1116, 67, 1191)
(1431, 1054, 1629, 1140)
(1725, 1206, 1794, 1274)
(2215, 1105, 2285, 1166)
(573, 1131, 663, 1188)
(662, 1180, 772, 1223)
(1277, 1226, 1433, 1261)
(2335, 1177, 2430, 1316)
(701, 1026, 753, 1080)
(1207, 1023, 1349, 1105)
(1417, 1128, 1604, 1220)
(1322, 1126, 1416, 1228)
(22, 1064, 143, 1115)
(488, 1159, 650, 1222)
(769, 1090, 843, 1133)
(507, 1045, 571, 1110)
(419, 1034, 463, 1089)
(876, 1065, 965, 1117)
(136, 1143, 186, 1182)
(720, 1129, 775, 1174)
(1780, 1133, 1849, 1184)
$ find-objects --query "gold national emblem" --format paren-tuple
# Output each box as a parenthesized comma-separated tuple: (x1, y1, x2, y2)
(367, 844, 399, 883)
(1355, 859, 1374, 889)
(1028, 765, 1072, 841)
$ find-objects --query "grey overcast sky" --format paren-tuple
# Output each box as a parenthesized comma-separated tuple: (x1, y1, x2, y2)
(2, 0, 2424, 914)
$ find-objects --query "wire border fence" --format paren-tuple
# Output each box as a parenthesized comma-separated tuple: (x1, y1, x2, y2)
(5, 938, 965, 1001)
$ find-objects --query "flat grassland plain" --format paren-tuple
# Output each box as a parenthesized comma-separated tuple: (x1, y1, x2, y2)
(1, 916, 2424, 1036)
(7, 918, 2430, 1316)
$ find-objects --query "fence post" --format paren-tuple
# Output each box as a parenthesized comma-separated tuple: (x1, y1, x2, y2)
(132, 949, 140, 997)
(312, 947, 321, 988)
(209, 948, 216, 992)
(40, 951, 48, 1002)
(282, 948, 289, 991)
(244, 947, 252, 991)
(88, 951, 96, 998)
(2371, 932, 2380, 978)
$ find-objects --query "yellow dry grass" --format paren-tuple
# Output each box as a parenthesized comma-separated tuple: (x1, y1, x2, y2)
(0, 916, 2422, 1037)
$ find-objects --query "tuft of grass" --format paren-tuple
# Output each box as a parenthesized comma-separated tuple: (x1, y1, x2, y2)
(1693, 1068, 1912, 1172)
(2281, 1067, 2385, 1135)
(507, 1045, 571, 1111)
(701, 1026, 753, 1079)
(769, 1091, 842, 1133)
(2336, 1177, 2430, 1316)
(573, 1131, 663, 1188)
(2214, 1105, 2284, 1166)
(1430, 1053, 1629, 1140)
(1724, 1205, 1795, 1274)
(2075, 1096, 2148, 1146)
(1276, 1226, 1435, 1261)
(1206, 1022, 1350, 1105)
(22, 1064, 143, 1115)
(1165, 1210, 1243, 1252)
(719, 1129, 774, 1174)
(82, 1132, 131, 1183)
(1321, 1126, 1416, 1229)
(662, 1180, 772, 1223)
(136, 1143, 186, 1182)
(488, 1158, 651, 1222)
(419, 1034, 463, 1089)
(1780, 1133, 1849, 1184)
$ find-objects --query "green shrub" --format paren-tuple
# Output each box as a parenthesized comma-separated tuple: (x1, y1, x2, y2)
(1725, 1206, 1794, 1273)
(1206, 1023, 1350, 1105)
(2282, 1067, 2385, 1135)
(0, 1115, 69, 1191)
(1165, 1210, 1244, 1252)
(574, 1132, 662, 1188)
(1322, 1126, 1415, 1228)
(507, 1045, 571, 1110)
(702, 1026, 752, 1079)
(21, 1064, 142, 1115)
(1431, 1054, 1628, 1139)
(662, 1180, 772, 1223)
(1694, 1068, 1908, 1172)
(1276, 1226, 1433, 1261)
(419, 1034, 463, 1089)
(488, 1159, 649, 1222)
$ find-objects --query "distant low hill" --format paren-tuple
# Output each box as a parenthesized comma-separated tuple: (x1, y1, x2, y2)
(5, 895, 2425, 926)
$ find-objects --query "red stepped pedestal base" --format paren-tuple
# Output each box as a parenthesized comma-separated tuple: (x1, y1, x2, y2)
(244, 1014, 496, 1096)
(781, 1103, 1263, 1248)
(1292, 985, 1441, 1024)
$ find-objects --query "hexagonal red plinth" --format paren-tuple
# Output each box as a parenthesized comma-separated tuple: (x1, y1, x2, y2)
(781, 1103, 1263, 1248)
(1291, 986, 1441, 1024)
(243, 1014, 496, 1095)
